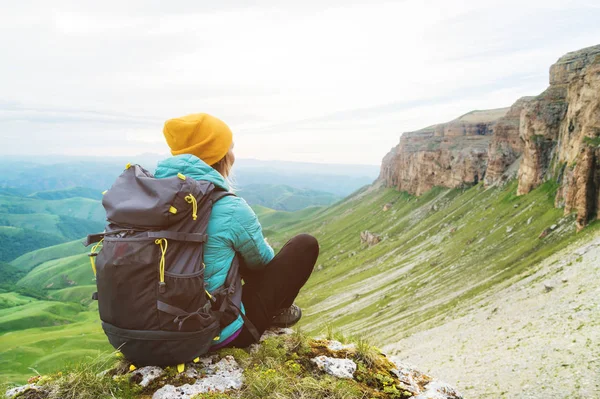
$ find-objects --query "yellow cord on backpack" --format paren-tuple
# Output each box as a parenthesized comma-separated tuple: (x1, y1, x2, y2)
(155, 238, 168, 288)
(89, 238, 104, 276)
(185, 194, 198, 220)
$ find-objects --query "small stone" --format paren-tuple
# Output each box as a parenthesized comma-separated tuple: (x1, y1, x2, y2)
(413, 380, 464, 399)
(311, 356, 356, 379)
(527, 217, 533, 225)
(317, 264, 323, 271)
(152, 356, 243, 399)
(390, 359, 428, 395)
(184, 367, 199, 379)
(259, 327, 294, 342)
(5, 384, 42, 399)
(562, 277, 568, 283)
(550, 224, 558, 230)
(544, 283, 554, 293)
(96, 369, 111, 378)
(513, 204, 519, 208)
(130, 366, 164, 388)
(360, 231, 381, 246)
(326, 340, 356, 352)
(506, 226, 513, 233)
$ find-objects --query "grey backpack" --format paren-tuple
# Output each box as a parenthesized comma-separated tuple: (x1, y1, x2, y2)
(85, 164, 258, 366)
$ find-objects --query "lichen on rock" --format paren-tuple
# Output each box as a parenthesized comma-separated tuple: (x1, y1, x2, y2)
(311, 356, 357, 379)
(152, 356, 243, 399)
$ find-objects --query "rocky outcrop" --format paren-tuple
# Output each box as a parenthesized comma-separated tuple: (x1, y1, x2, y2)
(484, 97, 534, 185)
(380, 108, 509, 195)
(518, 44, 600, 229)
(361, 230, 382, 246)
(4, 330, 462, 399)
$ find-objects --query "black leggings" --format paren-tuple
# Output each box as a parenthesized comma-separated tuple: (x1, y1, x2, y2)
(226, 233, 319, 347)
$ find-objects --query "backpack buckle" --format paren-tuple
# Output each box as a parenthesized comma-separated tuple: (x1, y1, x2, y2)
(158, 282, 166, 293)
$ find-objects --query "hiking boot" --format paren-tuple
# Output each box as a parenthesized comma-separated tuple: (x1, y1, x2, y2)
(271, 304, 302, 327)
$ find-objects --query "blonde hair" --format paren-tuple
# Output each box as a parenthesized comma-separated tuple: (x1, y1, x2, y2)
(211, 145, 236, 190)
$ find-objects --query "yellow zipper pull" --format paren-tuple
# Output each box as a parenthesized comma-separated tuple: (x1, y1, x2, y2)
(155, 239, 168, 293)
(185, 194, 198, 220)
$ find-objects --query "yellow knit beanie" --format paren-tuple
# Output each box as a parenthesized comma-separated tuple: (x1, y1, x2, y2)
(163, 113, 233, 166)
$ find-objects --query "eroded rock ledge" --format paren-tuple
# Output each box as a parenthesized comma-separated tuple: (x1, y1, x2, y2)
(4, 329, 461, 399)
(380, 108, 508, 196)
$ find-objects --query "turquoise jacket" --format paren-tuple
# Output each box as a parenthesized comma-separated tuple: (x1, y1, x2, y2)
(154, 154, 275, 344)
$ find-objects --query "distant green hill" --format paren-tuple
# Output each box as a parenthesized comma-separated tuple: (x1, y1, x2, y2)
(0, 299, 84, 333)
(239, 184, 340, 211)
(28, 187, 104, 201)
(0, 194, 104, 261)
(0, 195, 104, 221)
(0, 262, 27, 292)
(16, 253, 93, 293)
(11, 239, 87, 272)
(0, 227, 64, 263)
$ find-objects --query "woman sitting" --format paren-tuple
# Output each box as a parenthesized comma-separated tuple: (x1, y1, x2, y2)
(155, 113, 319, 349)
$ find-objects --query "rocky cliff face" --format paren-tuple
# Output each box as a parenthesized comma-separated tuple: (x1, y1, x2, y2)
(518, 45, 600, 230)
(380, 44, 600, 229)
(484, 97, 534, 185)
(380, 108, 508, 195)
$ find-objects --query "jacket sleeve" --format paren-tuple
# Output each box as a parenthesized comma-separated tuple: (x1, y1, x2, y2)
(230, 198, 275, 269)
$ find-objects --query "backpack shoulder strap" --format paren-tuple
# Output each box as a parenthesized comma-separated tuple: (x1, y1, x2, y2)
(210, 189, 236, 204)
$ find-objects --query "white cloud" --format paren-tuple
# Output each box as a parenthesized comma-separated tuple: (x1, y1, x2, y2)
(0, 0, 599, 164)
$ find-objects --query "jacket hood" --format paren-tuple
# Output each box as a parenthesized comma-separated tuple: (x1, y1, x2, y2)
(154, 154, 229, 191)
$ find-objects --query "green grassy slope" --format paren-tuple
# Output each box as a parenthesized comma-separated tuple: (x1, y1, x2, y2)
(262, 180, 599, 343)
(254, 206, 325, 239)
(0, 301, 84, 333)
(251, 204, 325, 237)
(0, 293, 35, 310)
(239, 184, 340, 211)
(0, 194, 104, 261)
(0, 309, 108, 384)
(0, 263, 27, 292)
(11, 240, 87, 272)
(0, 227, 64, 263)
(0, 214, 103, 243)
(17, 254, 94, 292)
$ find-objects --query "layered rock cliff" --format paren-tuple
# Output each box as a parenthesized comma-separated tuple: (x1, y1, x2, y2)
(379, 108, 508, 195)
(380, 43, 600, 229)
(518, 45, 600, 230)
(484, 97, 534, 185)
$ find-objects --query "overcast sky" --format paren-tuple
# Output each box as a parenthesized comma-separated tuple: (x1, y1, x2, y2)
(1, 0, 599, 165)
